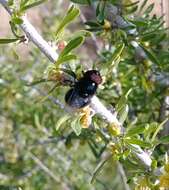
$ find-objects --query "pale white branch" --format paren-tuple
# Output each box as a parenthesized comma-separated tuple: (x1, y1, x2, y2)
(0, 0, 152, 169)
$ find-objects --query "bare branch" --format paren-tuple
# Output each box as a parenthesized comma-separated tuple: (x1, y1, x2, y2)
(29, 152, 60, 183)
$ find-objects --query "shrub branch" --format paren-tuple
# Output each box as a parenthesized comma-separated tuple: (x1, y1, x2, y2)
(0, 0, 153, 169)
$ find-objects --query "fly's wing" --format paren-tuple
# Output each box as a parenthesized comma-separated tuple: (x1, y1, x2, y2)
(61, 69, 77, 86)
(65, 88, 91, 109)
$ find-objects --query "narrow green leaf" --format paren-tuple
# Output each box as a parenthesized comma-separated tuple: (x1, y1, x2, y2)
(140, 45, 160, 65)
(21, 0, 47, 11)
(0, 38, 19, 44)
(126, 5, 138, 14)
(55, 5, 80, 38)
(159, 135, 169, 144)
(56, 54, 77, 65)
(125, 138, 151, 148)
(8, 0, 14, 6)
(71, 117, 82, 136)
(151, 118, 168, 142)
(139, 0, 148, 12)
(125, 1, 139, 7)
(70, 0, 92, 4)
(110, 43, 125, 64)
(59, 36, 84, 57)
(119, 104, 129, 124)
(55, 114, 70, 131)
(144, 123, 157, 141)
(85, 21, 101, 27)
(88, 141, 99, 158)
(91, 156, 111, 184)
(126, 125, 145, 137)
(144, 3, 154, 15)
(116, 89, 132, 112)
(20, 0, 29, 8)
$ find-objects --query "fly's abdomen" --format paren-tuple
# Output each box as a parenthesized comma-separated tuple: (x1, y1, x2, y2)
(65, 88, 91, 109)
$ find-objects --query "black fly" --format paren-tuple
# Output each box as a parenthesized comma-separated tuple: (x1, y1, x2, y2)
(65, 70, 102, 109)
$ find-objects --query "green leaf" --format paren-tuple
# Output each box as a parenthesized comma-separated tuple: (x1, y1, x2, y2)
(20, 0, 47, 11)
(20, 0, 28, 7)
(96, 1, 106, 23)
(88, 141, 99, 158)
(70, 0, 92, 4)
(125, 138, 151, 148)
(151, 118, 168, 143)
(139, 0, 148, 12)
(91, 156, 111, 184)
(55, 114, 70, 131)
(55, 5, 80, 38)
(118, 104, 129, 124)
(126, 125, 145, 137)
(12, 17, 23, 25)
(0, 38, 19, 44)
(116, 89, 132, 112)
(124, 1, 139, 7)
(85, 21, 101, 27)
(59, 36, 84, 57)
(8, 0, 14, 6)
(110, 43, 125, 64)
(125, 5, 138, 14)
(56, 54, 77, 65)
(140, 45, 160, 65)
(144, 123, 158, 141)
(144, 3, 154, 15)
(71, 117, 82, 136)
(159, 135, 169, 144)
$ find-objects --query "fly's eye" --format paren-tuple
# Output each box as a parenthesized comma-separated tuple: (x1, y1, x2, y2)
(84, 93, 88, 97)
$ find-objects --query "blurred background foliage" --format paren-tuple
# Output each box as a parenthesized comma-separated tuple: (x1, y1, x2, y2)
(0, 0, 169, 189)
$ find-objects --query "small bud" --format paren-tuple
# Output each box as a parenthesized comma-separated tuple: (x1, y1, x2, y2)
(103, 20, 111, 30)
(57, 41, 67, 51)
(108, 123, 121, 136)
(79, 106, 92, 128)
(108, 142, 119, 154)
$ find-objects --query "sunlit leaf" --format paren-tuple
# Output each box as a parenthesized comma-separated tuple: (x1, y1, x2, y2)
(56, 54, 77, 65)
(110, 43, 125, 64)
(55, 5, 80, 38)
(59, 36, 84, 57)
(20, 0, 47, 11)
(159, 135, 169, 144)
(151, 118, 168, 143)
(125, 138, 151, 148)
(126, 125, 145, 137)
(55, 114, 70, 130)
(118, 104, 129, 124)
(71, 116, 82, 136)
(116, 89, 132, 112)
